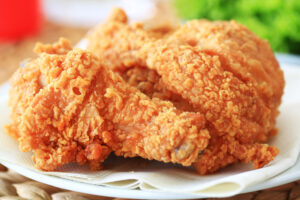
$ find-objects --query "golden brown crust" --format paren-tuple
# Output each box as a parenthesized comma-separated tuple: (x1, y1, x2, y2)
(140, 44, 280, 174)
(86, 9, 284, 174)
(167, 20, 285, 140)
(6, 38, 210, 171)
(6, 8, 284, 175)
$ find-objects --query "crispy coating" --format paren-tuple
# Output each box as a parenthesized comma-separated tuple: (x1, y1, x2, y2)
(6, 8, 284, 175)
(87, 8, 155, 72)
(6, 39, 111, 170)
(141, 44, 280, 173)
(87, 8, 176, 72)
(121, 67, 194, 112)
(164, 20, 284, 174)
(6, 39, 210, 171)
(167, 20, 284, 140)
(87, 9, 284, 174)
(141, 44, 269, 143)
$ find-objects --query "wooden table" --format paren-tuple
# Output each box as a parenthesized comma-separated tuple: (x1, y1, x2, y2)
(0, 21, 299, 200)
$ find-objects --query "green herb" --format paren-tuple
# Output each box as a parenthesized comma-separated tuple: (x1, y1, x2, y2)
(174, 0, 300, 54)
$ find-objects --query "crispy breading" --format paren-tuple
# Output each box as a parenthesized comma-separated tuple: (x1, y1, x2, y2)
(86, 9, 284, 174)
(6, 8, 284, 174)
(6, 39, 210, 171)
(140, 43, 280, 174)
(167, 20, 285, 141)
(121, 67, 194, 111)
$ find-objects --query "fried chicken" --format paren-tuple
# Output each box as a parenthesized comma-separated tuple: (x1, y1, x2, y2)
(120, 67, 194, 112)
(164, 20, 284, 174)
(6, 38, 210, 171)
(139, 43, 280, 174)
(6, 8, 284, 175)
(87, 8, 156, 72)
(86, 9, 284, 174)
(167, 20, 284, 141)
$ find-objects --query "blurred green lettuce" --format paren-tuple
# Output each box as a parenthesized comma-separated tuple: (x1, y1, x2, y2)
(174, 0, 300, 54)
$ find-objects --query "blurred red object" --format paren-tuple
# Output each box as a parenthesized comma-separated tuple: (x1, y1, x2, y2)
(0, 0, 43, 42)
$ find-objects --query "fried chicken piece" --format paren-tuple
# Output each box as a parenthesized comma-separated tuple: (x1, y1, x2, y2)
(87, 8, 186, 109)
(141, 44, 271, 143)
(143, 21, 284, 174)
(6, 39, 210, 171)
(121, 69, 244, 175)
(87, 8, 152, 72)
(86, 9, 284, 174)
(140, 43, 279, 174)
(87, 8, 176, 72)
(167, 20, 285, 141)
(87, 8, 192, 110)
(6, 39, 112, 170)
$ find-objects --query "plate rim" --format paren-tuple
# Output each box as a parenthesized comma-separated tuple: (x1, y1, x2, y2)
(1, 155, 300, 199)
(1, 161, 205, 199)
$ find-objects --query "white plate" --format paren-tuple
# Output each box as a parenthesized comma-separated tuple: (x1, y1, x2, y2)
(1, 156, 300, 199)
(1, 55, 300, 199)
(1, 156, 300, 200)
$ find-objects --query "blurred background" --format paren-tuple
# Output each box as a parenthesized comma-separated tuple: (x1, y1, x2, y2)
(175, 0, 300, 54)
(0, 0, 299, 84)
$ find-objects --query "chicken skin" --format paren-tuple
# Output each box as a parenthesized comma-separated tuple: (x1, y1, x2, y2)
(139, 43, 280, 174)
(6, 39, 210, 171)
(6, 8, 284, 175)
(86, 9, 284, 174)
